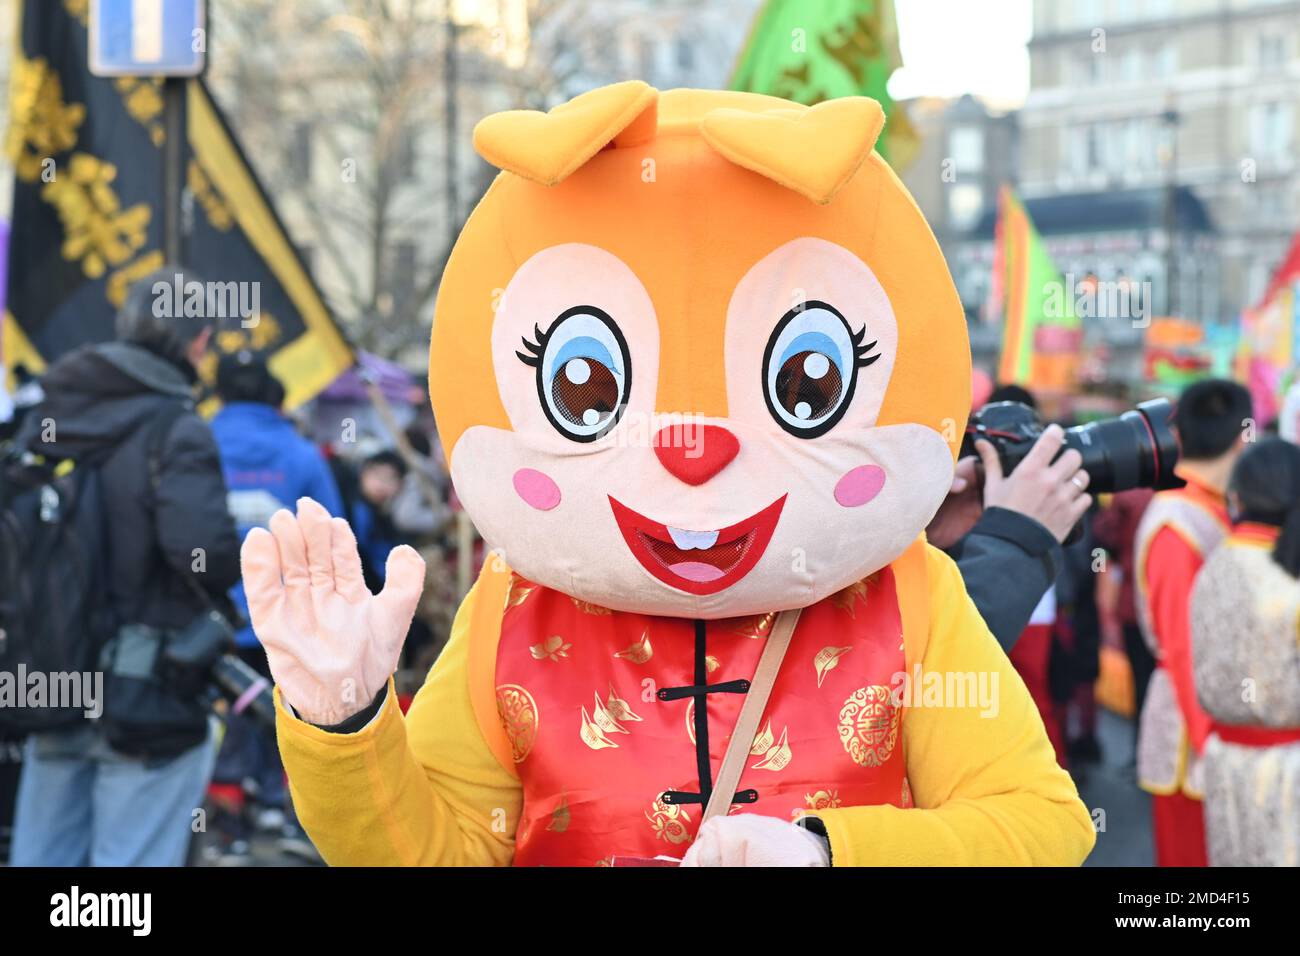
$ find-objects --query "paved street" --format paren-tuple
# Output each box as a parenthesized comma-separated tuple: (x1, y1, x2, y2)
(191, 825, 322, 868)
(1076, 709, 1154, 867)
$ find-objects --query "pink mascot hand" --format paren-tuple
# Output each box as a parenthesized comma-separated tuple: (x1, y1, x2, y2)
(680, 815, 830, 867)
(240, 497, 426, 726)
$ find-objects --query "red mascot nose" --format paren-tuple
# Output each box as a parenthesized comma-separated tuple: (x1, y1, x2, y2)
(653, 424, 740, 486)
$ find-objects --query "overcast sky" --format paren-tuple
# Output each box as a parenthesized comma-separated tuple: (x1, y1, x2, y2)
(889, 0, 1033, 106)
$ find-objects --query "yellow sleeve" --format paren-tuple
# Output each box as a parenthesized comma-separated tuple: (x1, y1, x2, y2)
(275, 576, 523, 866)
(813, 545, 1096, 866)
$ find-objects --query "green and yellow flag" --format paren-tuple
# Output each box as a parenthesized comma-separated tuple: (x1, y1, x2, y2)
(993, 186, 1080, 390)
(730, 0, 917, 168)
(4, 0, 352, 408)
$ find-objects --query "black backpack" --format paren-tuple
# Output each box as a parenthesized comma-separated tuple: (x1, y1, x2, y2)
(0, 403, 196, 741)
(0, 444, 116, 737)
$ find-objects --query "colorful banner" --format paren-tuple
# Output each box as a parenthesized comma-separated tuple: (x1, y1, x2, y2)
(1143, 317, 1211, 389)
(3, 0, 353, 408)
(994, 186, 1080, 390)
(729, 0, 917, 168)
(1234, 232, 1300, 425)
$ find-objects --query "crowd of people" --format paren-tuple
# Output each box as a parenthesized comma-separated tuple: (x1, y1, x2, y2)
(932, 376, 1300, 867)
(1, 262, 1298, 867)
(0, 267, 456, 866)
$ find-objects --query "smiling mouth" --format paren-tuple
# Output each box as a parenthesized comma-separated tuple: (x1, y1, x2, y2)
(607, 495, 786, 595)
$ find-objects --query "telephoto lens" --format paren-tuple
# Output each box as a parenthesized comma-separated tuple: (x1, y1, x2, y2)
(964, 397, 1182, 494)
(1058, 398, 1182, 494)
(210, 654, 278, 729)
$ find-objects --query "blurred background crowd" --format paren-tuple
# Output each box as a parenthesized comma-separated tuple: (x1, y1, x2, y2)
(0, 0, 1298, 867)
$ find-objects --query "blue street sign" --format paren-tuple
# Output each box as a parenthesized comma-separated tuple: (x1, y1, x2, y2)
(89, 0, 207, 77)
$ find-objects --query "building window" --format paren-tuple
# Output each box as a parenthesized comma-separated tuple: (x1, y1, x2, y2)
(1086, 125, 1101, 172)
(949, 127, 984, 174)
(1103, 120, 1128, 177)
(1152, 43, 1177, 78)
(1258, 34, 1286, 70)
(1062, 126, 1088, 179)
(1109, 1, 1140, 24)
(1249, 102, 1293, 162)
(1084, 53, 1102, 85)
(1123, 119, 1149, 177)
(674, 37, 694, 72)
(1071, 0, 1103, 29)
(948, 183, 983, 232)
(1119, 48, 1142, 84)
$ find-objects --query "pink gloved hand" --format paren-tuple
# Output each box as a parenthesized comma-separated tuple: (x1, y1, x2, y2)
(240, 497, 426, 726)
(680, 815, 830, 867)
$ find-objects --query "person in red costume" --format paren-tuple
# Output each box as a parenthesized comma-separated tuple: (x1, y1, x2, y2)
(1092, 486, 1155, 737)
(1133, 379, 1251, 867)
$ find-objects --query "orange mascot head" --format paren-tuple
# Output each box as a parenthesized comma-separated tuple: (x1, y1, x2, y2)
(429, 82, 969, 618)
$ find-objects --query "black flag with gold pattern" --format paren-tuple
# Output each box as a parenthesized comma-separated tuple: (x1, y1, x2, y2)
(3, 0, 352, 408)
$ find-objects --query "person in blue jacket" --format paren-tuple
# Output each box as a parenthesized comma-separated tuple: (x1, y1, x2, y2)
(208, 350, 343, 863)
(212, 352, 344, 647)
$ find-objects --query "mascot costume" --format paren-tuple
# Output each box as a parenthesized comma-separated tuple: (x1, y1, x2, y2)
(242, 83, 1096, 866)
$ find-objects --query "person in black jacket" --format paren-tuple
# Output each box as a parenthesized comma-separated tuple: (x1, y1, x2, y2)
(927, 421, 1089, 650)
(9, 266, 240, 867)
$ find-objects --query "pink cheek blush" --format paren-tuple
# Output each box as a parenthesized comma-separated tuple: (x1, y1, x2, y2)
(513, 468, 561, 511)
(834, 465, 886, 508)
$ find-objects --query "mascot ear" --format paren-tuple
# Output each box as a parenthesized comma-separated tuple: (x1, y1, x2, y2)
(473, 81, 659, 186)
(700, 97, 885, 204)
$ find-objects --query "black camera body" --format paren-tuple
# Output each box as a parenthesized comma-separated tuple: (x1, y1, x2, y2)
(961, 397, 1183, 494)
(160, 614, 277, 729)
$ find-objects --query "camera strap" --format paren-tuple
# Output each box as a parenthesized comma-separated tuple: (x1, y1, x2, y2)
(701, 607, 801, 824)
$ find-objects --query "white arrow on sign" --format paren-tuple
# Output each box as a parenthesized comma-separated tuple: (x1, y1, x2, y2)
(132, 0, 164, 64)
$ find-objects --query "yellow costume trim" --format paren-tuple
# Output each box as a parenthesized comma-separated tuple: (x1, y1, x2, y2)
(464, 564, 516, 775)
(2, 311, 46, 390)
(895, 536, 930, 675)
(1137, 735, 1202, 800)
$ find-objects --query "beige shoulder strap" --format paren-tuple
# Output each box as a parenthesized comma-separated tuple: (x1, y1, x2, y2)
(701, 607, 801, 823)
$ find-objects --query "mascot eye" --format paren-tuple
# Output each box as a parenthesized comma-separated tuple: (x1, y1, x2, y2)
(761, 301, 878, 438)
(517, 306, 631, 442)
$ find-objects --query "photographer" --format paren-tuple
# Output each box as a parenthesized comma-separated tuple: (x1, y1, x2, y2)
(9, 267, 240, 867)
(928, 420, 1092, 651)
